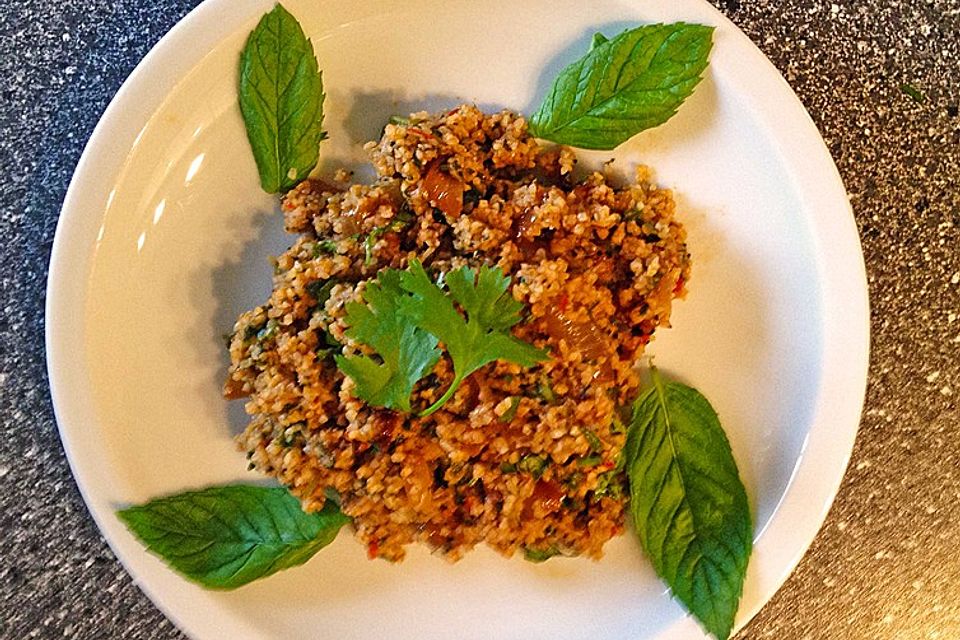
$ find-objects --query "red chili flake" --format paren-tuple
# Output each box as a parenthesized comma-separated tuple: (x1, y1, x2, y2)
(673, 276, 685, 294)
(599, 460, 616, 471)
(446, 107, 460, 116)
(367, 539, 379, 559)
(557, 293, 570, 312)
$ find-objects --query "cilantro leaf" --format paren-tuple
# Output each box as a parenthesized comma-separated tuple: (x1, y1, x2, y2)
(399, 260, 548, 416)
(335, 270, 441, 412)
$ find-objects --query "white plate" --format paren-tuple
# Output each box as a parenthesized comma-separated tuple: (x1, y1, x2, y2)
(45, 1, 869, 638)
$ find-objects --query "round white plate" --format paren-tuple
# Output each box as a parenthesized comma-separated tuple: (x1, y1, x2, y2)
(46, 1, 869, 638)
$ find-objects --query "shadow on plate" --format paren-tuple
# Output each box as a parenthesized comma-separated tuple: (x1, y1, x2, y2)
(196, 206, 293, 438)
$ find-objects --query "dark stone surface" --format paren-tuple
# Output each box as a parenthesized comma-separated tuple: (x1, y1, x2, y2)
(1, 0, 957, 638)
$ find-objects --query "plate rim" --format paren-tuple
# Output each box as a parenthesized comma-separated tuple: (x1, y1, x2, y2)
(45, 0, 870, 638)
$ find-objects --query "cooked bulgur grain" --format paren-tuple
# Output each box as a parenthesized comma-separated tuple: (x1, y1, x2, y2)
(225, 105, 690, 562)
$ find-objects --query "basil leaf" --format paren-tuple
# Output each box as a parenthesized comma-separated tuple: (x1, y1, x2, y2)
(117, 485, 350, 589)
(529, 23, 714, 150)
(625, 367, 752, 640)
(239, 4, 325, 193)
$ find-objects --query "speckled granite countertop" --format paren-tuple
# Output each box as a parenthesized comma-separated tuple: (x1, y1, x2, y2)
(1, 0, 958, 638)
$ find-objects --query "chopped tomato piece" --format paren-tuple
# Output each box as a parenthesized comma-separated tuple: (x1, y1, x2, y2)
(532, 479, 565, 514)
(422, 161, 465, 219)
(543, 306, 606, 361)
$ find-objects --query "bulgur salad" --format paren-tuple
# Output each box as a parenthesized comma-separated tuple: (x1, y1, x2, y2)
(226, 104, 690, 562)
(118, 5, 751, 640)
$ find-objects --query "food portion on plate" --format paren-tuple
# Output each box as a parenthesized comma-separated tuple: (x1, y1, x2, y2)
(117, 5, 751, 639)
(225, 104, 691, 562)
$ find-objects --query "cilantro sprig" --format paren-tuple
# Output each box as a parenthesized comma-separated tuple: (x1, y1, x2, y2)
(336, 261, 547, 415)
(334, 270, 441, 412)
(399, 261, 548, 415)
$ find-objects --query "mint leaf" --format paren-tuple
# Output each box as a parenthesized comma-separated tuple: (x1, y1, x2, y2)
(336, 269, 442, 412)
(590, 32, 609, 50)
(117, 485, 350, 589)
(529, 23, 714, 150)
(399, 261, 548, 416)
(625, 367, 752, 640)
(239, 4, 325, 193)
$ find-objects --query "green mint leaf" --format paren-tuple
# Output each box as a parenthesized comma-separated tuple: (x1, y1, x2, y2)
(625, 367, 752, 640)
(590, 32, 609, 50)
(117, 485, 350, 589)
(529, 23, 714, 150)
(399, 260, 548, 416)
(335, 269, 441, 412)
(239, 4, 325, 193)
